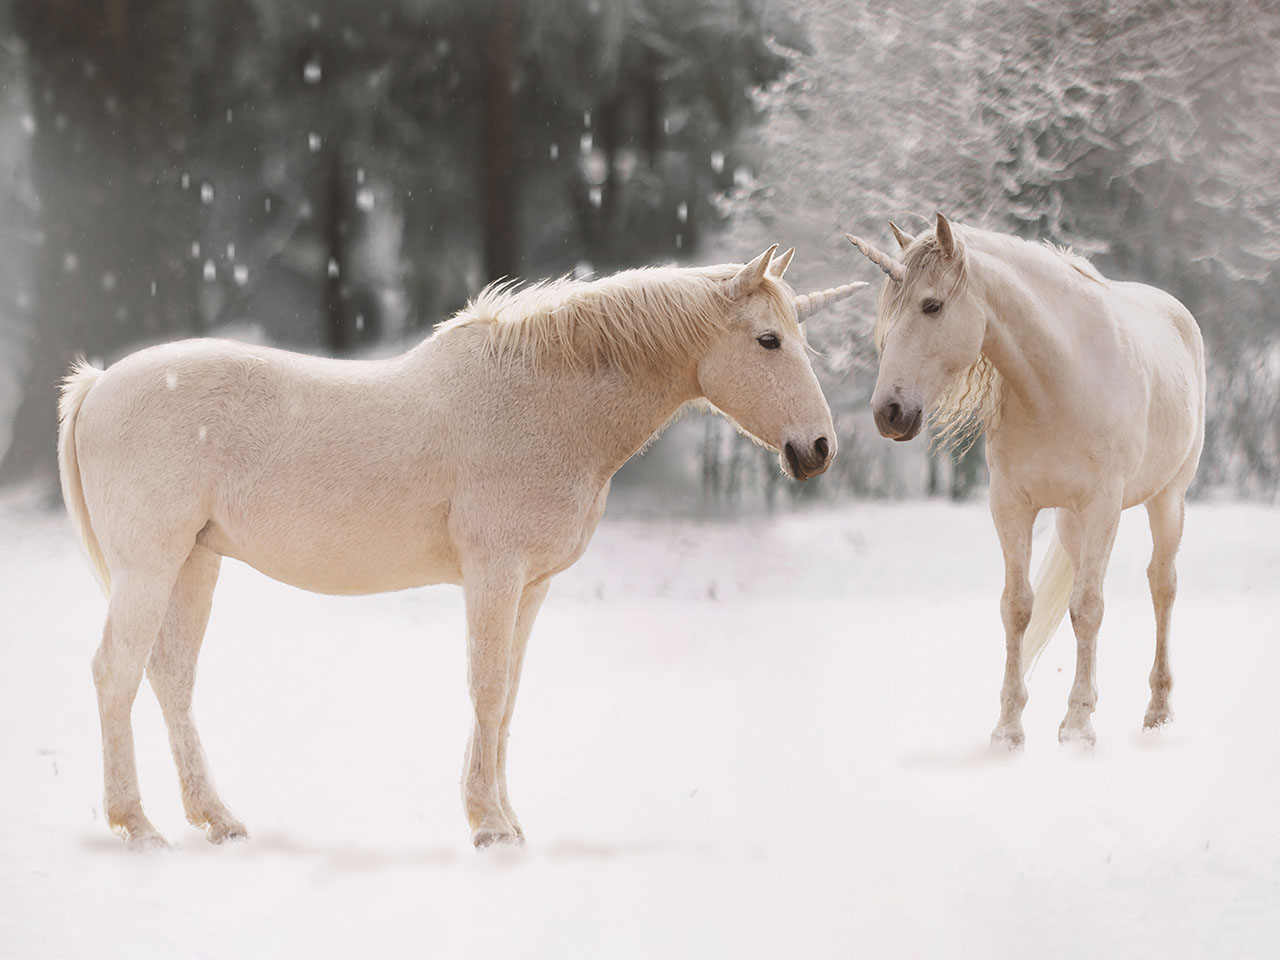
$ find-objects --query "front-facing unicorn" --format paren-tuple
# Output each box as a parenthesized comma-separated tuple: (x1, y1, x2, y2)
(58, 245, 864, 849)
(848, 215, 1206, 748)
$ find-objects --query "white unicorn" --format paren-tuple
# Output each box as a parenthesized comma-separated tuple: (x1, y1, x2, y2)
(847, 216, 1205, 748)
(58, 246, 865, 849)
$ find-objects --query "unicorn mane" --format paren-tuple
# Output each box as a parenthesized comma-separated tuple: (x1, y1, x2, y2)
(436, 265, 799, 377)
(1042, 239, 1107, 286)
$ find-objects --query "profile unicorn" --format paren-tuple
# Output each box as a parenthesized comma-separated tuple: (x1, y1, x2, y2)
(848, 216, 1205, 748)
(58, 246, 865, 848)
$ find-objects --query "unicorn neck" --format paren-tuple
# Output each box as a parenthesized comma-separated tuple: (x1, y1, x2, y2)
(967, 240, 1083, 417)
(578, 363, 703, 480)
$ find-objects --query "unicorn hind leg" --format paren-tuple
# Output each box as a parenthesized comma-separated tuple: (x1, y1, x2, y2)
(146, 544, 246, 843)
(1142, 487, 1186, 729)
(93, 568, 181, 848)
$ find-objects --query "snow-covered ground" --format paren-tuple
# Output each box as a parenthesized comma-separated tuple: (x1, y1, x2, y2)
(2, 495, 1278, 958)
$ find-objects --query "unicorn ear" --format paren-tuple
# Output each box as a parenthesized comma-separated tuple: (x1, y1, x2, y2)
(889, 222, 914, 250)
(725, 244, 778, 299)
(935, 213, 956, 258)
(768, 247, 795, 279)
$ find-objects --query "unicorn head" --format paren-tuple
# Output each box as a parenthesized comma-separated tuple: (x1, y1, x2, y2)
(847, 214, 989, 444)
(697, 244, 865, 479)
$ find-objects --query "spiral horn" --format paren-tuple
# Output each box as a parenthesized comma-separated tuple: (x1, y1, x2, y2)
(845, 233, 906, 282)
(794, 281, 868, 320)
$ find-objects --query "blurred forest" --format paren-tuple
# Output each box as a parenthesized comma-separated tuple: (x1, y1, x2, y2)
(0, 0, 1277, 509)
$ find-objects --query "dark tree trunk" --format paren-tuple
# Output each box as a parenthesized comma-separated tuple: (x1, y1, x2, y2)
(642, 51, 662, 169)
(323, 145, 352, 355)
(598, 95, 621, 246)
(481, 0, 517, 282)
(3, 0, 198, 485)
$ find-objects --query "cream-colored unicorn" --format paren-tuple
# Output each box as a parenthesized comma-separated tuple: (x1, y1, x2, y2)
(58, 246, 864, 849)
(848, 216, 1205, 748)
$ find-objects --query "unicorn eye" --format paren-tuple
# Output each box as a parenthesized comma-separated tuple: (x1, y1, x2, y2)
(756, 333, 781, 350)
(921, 298, 943, 315)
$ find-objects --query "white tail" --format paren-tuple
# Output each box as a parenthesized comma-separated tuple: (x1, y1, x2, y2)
(1021, 530, 1074, 679)
(58, 359, 111, 596)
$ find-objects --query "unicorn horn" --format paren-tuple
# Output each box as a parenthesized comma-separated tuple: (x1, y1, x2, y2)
(794, 281, 868, 320)
(845, 233, 905, 282)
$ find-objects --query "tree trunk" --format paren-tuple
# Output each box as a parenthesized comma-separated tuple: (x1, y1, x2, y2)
(480, 0, 517, 282)
(3, 0, 198, 486)
(323, 145, 352, 355)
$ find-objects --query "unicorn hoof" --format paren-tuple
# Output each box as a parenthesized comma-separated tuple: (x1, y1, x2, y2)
(205, 819, 249, 845)
(1057, 721, 1096, 748)
(123, 829, 171, 851)
(1143, 707, 1174, 731)
(990, 725, 1025, 751)
(472, 822, 524, 850)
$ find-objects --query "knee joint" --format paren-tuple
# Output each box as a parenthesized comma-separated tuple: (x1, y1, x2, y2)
(1147, 562, 1177, 595)
(1070, 585, 1104, 635)
(1002, 581, 1033, 633)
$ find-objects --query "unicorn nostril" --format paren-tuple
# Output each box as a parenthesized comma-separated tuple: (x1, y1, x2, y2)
(814, 436, 829, 461)
(886, 401, 902, 427)
(784, 442, 803, 478)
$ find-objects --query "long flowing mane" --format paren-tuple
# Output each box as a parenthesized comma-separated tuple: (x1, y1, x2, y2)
(435, 265, 798, 376)
(875, 226, 1107, 452)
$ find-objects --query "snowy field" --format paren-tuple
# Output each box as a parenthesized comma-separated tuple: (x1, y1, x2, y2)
(2, 495, 1278, 958)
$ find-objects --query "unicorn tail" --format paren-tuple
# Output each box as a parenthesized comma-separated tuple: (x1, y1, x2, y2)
(1020, 529, 1073, 680)
(58, 358, 111, 597)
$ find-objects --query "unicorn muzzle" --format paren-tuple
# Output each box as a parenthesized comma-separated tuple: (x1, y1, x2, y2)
(872, 390, 923, 441)
(783, 435, 833, 480)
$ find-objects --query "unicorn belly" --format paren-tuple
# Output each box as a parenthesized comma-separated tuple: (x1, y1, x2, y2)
(199, 503, 462, 595)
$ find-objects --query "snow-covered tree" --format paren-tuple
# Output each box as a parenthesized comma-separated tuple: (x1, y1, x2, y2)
(715, 0, 1280, 499)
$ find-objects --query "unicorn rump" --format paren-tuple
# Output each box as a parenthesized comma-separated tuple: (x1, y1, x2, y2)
(58, 246, 865, 849)
(848, 216, 1205, 748)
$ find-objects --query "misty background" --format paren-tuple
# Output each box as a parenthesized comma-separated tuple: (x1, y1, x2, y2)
(0, 0, 1276, 509)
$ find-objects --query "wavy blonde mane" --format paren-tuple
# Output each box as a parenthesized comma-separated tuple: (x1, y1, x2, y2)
(436, 265, 799, 377)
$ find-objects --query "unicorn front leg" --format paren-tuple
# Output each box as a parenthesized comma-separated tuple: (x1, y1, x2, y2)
(496, 579, 551, 839)
(460, 558, 526, 848)
(1058, 491, 1123, 746)
(989, 480, 1038, 750)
